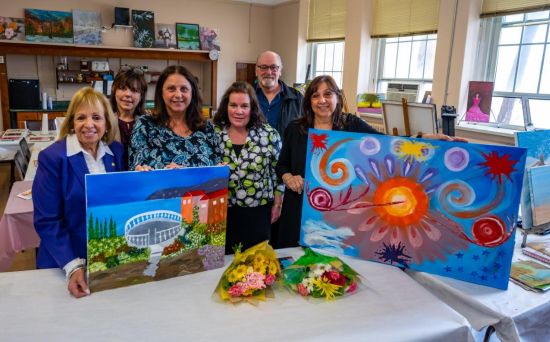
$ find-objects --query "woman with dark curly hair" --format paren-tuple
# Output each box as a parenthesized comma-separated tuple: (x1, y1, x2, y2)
(129, 65, 221, 170)
(213, 81, 283, 253)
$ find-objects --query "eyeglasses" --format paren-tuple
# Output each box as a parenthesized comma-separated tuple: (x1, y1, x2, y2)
(119, 65, 144, 75)
(257, 64, 280, 72)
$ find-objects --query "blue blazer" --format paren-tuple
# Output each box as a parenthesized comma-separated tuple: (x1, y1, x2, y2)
(32, 139, 125, 269)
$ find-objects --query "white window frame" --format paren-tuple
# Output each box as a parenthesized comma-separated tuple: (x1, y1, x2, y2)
(478, 10, 550, 130)
(373, 34, 437, 99)
(310, 40, 345, 87)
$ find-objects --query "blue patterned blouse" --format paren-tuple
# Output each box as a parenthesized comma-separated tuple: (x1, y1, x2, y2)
(129, 115, 222, 170)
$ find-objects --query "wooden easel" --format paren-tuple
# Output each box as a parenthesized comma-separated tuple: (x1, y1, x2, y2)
(391, 98, 413, 136)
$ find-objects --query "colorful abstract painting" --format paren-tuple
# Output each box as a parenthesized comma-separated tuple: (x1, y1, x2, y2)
(301, 129, 527, 289)
(24, 9, 73, 44)
(199, 27, 220, 51)
(528, 165, 550, 226)
(73, 10, 101, 45)
(515, 130, 550, 228)
(154, 23, 176, 49)
(176, 23, 200, 50)
(85, 166, 229, 293)
(0, 17, 25, 41)
(131, 10, 154, 48)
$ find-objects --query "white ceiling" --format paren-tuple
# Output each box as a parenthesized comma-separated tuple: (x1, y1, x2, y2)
(232, 0, 292, 6)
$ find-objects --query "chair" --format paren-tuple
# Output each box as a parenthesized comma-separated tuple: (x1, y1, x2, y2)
(13, 150, 28, 180)
(19, 138, 31, 162)
(24, 119, 56, 131)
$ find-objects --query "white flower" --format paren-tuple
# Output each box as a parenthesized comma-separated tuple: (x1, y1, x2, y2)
(5, 28, 14, 39)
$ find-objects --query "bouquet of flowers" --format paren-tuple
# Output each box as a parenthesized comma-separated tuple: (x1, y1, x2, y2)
(282, 248, 360, 300)
(215, 240, 281, 304)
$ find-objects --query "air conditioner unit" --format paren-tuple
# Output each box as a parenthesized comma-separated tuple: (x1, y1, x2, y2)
(386, 83, 420, 103)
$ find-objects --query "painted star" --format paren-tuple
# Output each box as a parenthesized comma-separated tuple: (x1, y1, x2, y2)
(444, 266, 452, 272)
(456, 252, 464, 259)
(478, 151, 518, 184)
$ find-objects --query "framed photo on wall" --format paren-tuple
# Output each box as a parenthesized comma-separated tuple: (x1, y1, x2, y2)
(176, 23, 200, 50)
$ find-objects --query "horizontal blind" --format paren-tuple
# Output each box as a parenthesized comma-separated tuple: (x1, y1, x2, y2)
(307, 0, 346, 42)
(372, 0, 440, 38)
(482, 0, 550, 17)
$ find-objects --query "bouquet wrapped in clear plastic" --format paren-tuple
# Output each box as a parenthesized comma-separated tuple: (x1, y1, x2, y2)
(215, 241, 281, 304)
(282, 248, 360, 300)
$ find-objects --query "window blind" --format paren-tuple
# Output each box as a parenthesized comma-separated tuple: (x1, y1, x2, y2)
(482, 0, 550, 17)
(307, 0, 346, 42)
(372, 0, 440, 38)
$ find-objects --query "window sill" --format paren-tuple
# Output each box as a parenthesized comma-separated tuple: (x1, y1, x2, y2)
(455, 123, 517, 146)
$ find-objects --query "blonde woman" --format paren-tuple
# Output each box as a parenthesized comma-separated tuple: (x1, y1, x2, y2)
(33, 87, 125, 298)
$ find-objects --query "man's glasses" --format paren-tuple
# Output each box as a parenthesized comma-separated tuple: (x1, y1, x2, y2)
(257, 64, 280, 72)
(119, 65, 144, 75)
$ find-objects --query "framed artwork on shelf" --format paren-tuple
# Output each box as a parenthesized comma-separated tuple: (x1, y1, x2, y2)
(199, 26, 220, 51)
(131, 10, 155, 48)
(0, 17, 25, 41)
(154, 23, 176, 49)
(24, 9, 73, 44)
(176, 23, 200, 50)
(73, 10, 102, 46)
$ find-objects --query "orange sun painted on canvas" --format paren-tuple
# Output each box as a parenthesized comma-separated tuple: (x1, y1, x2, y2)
(373, 177, 429, 226)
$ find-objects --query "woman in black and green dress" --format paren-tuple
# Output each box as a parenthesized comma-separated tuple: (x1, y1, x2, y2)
(214, 82, 284, 254)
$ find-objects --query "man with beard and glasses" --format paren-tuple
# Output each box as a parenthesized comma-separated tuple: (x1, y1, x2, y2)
(254, 51, 303, 136)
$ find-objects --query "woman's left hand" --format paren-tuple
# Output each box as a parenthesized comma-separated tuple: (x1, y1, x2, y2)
(422, 133, 468, 142)
(271, 195, 283, 223)
(271, 205, 282, 223)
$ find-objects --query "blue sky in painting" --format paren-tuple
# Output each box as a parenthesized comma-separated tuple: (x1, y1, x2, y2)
(85, 166, 229, 207)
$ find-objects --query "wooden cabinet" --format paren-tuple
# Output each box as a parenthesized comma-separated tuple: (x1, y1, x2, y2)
(16, 111, 65, 129)
(0, 41, 217, 130)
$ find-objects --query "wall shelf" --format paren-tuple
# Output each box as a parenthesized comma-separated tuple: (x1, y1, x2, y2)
(0, 41, 218, 129)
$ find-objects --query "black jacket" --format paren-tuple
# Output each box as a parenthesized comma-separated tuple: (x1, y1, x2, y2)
(256, 80, 304, 135)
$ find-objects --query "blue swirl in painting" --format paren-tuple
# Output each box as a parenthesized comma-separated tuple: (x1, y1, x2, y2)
(300, 130, 527, 289)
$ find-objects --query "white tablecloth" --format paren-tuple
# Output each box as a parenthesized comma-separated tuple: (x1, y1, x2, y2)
(406, 232, 550, 342)
(0, 248, 474, 341)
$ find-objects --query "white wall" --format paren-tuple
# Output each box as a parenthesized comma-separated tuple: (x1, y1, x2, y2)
(272, 1, 301, 85)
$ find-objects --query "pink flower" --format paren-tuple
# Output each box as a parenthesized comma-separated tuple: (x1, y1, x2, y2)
(245, 272, 266, 290)
(265, 273, 276, 286)
(323, 271, 346, 286)
(297, 283, 309, 296)
(347, 281, 357, 293)
(228, 284, 244, 297)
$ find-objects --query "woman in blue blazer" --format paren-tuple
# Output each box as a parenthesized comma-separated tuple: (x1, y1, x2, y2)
(33, 87, 125, 298)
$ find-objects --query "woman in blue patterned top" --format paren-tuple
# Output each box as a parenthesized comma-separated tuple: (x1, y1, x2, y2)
(213, 82, 284, 253)
(129, 65, 222, 170)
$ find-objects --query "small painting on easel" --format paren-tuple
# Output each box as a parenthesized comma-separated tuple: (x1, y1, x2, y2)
(465, 81, 493, 123)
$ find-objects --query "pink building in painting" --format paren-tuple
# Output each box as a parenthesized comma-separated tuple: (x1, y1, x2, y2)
(180, 189, 228, 225)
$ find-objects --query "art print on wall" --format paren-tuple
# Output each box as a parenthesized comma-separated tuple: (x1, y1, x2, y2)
(465, 81, 494, 123)
(199, 26, 220, 51)
(73, 10, 101, 46)
(0, 17, 25, 41)
(176, 23, 200, 50)
(131, 10, 154, 48)
(154, 23, 176, 49)
(86, 166, 229, 293)
(300, 129, 527, 289)
(515, 130, 550, 228)
(24, 9, 73, 44)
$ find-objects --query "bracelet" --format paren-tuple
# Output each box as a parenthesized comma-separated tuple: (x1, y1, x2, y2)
(273, 204, 282, 208)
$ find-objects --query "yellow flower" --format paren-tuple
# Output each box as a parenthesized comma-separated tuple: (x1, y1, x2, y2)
(253, 263, 267, 274)
(312, 277, 342, 300)
(226, 271, 239, 283)
(268, 261, 278, 275)
(233, 265, 248, 280)
(253, 253, 266, 267)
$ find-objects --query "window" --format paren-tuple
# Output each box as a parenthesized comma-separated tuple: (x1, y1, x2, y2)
(481, 10, 550, 129)
(374, 34, 437, 102)
(310, 41, 345, 87)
